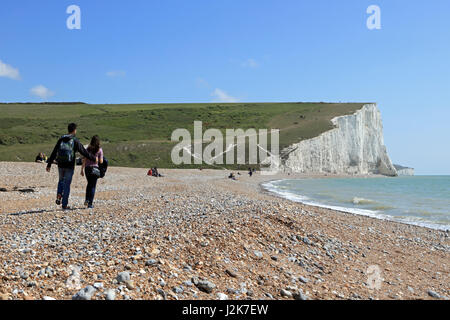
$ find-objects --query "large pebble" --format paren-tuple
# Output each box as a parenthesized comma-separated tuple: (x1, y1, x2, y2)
(105, 289, 116, 300)
(195, 280, 216, 293)
(116, 271, 131, 283)
(72, 286, 96, 300)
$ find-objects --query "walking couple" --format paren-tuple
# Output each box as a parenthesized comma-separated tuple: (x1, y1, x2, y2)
(46, 123, 106, 210)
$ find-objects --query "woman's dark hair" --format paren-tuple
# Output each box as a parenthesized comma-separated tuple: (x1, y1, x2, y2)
(88, 135, 101, 154)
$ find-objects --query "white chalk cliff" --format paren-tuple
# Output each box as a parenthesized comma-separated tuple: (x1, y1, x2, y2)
(394, 164, 414, 176)
(278, 103, 397, 176)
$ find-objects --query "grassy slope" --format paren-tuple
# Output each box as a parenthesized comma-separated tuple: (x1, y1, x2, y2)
(0, 102, 366, 169)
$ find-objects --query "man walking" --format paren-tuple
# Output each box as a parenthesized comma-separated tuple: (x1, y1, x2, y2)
(46, 123, 97, 210)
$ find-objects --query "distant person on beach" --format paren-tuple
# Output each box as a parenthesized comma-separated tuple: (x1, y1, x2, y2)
(81, 135, 103, 209)
(248, 167, 253, 177)
(46, 123, 96, 210)
(153, 167, 162, 177)
(147, 167, 162, 177)
(228, 172, 236, 180)
(35, 152, 47, 163)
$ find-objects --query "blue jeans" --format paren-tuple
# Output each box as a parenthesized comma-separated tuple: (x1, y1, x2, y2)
(57, 167, 74, 208)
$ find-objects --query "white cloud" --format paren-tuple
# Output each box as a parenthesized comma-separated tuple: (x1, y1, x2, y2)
(212, 88, 239, 103)
(30, 85, 55, 100)
(0, 60, 21, 80)
(106, 70, 126, 77)
(241, 58, 259, 68)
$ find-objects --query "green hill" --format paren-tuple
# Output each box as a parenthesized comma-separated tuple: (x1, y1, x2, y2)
(0, 102, 366, 169)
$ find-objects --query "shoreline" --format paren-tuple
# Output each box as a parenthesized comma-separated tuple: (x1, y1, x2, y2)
(0, 162, 448, 300)
(259, 179, 450, 233)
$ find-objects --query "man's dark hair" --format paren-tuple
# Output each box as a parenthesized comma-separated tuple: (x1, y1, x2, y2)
(68, 123, 77, 133)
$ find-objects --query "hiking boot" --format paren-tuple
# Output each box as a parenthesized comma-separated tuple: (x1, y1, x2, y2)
(84, 200, 89, 207)
(56, 194, 62, 205)
(62, 206, 71, 211)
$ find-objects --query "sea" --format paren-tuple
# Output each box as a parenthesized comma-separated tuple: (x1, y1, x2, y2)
(262, 176, 450, 231)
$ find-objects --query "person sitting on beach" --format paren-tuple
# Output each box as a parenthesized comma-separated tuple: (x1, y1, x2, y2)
(228, 172, 236, 180)
(147, 167, 162, 177)
(153, 167, 163, 177)
(35, 152, 47, 163)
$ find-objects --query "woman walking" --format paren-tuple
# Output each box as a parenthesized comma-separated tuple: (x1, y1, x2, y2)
(81, 135, 103, 208)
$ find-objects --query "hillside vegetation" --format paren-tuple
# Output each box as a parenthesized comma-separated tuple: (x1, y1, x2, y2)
(0, 102, 366, 169)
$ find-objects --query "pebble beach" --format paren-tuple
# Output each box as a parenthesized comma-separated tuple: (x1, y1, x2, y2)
(0, 162, 448, 300)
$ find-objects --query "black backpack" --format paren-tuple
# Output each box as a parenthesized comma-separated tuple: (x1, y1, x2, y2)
(56, 136, 75, 165)
(99, 157, 108, 178)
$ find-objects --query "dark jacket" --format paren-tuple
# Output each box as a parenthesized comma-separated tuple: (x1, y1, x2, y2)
(47, 134, 96, 169)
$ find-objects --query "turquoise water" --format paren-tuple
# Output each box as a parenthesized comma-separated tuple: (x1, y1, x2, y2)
(263, 176, 450, 231)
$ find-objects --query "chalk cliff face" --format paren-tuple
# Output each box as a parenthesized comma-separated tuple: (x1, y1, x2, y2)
(278, 104, 397, 176)
(394, 165, 415, 176)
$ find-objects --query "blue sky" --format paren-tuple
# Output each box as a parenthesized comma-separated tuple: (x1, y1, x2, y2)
(1, 0, 449, 174)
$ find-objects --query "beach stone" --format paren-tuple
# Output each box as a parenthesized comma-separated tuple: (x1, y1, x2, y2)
(172, 286, 184, 294)
(427, 290, 441, 299)
(42, 296, 56, 301)
(191, 276, 199, 285)
(225, 269, 238, 278)
(145, 259, 157, 266)
(293, 290, 308, 300)
(183, 280, 193, 287)
(157, 289, 167, 300)
(105, 289, 116, 300)
(183, 264, 193, 272)
(195, 280, 216, 293)
(72, 286, 96, 300)
(93, 282, 104, 290)
(280, 289, 292, 298)
(116, 271, 130, 283)
(253, 251, 263, 259)
(217, 293, 228, 300)
(299, 276, 309, 284)
(125, 280, 135, 290)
